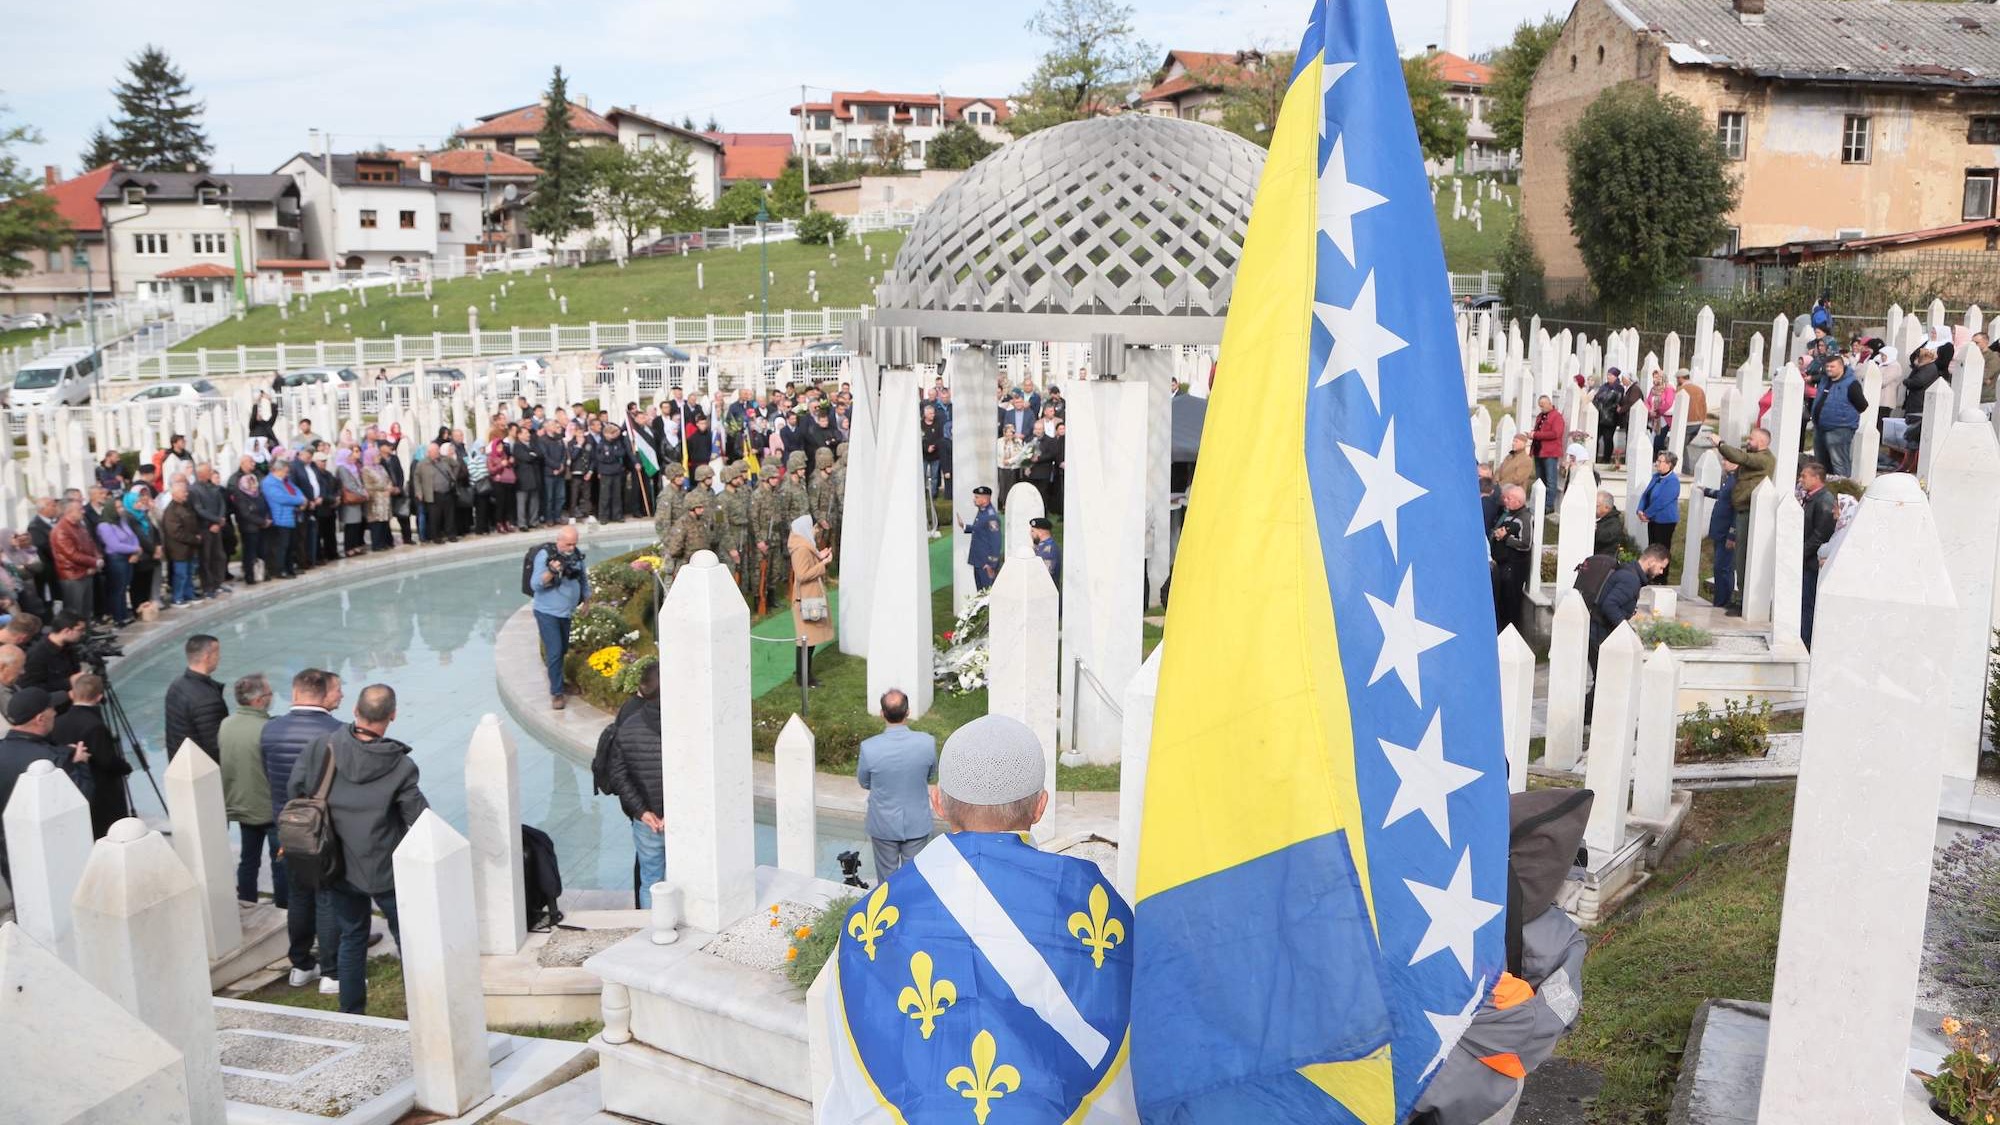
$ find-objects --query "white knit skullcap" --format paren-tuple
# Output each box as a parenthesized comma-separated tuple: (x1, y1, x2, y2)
(937, 716, 1046, 806)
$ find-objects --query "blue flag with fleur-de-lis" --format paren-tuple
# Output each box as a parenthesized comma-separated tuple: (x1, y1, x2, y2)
(816, 832, 1139, 1123)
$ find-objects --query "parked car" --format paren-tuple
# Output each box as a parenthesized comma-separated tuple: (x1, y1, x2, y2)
(633, 232, 706, 258)
(385, 366, 467, 394)
(123, 379, 224, 420)
(281, 366, 360, 388)
(1458, 294, 1505, 312)
(0, 312, 51, 331)
(345, 270, 400, 291)
(480, 356, 550, 397)
(9, 346, 102, 416)
(796, 340, 851, 381)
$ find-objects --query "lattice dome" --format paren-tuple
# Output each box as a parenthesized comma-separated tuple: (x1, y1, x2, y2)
(878, 116, 1266, 319)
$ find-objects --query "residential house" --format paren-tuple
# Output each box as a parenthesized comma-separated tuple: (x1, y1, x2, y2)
(275, 152, 482, 270)
(807, 170, 963, 216)
(605, 108, 723, 205)
(97, 170, 307, 304)
(705, 132, 794, 188)
(385, 148, 541, 253)
(1, 164, 115, 316)
(1425, 51, 1515, 176)
(1138, 50, 1260, 123)
(1519, 0, 2000, 288)
(791, 92, 1010, 170)
(454, 99, 620, 161)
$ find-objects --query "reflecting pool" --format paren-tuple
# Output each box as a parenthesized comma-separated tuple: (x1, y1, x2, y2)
(116, 547, 866, 891)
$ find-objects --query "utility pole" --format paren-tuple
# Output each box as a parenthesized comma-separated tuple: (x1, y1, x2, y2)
(758, 200, 770, 362)
(799, 84, 812, 214)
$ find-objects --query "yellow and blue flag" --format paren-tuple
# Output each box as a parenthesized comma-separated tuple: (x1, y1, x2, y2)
(1130, 1, 1510, 1122)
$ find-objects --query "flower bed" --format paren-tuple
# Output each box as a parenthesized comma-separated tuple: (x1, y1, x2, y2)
(558, 547, 661, 712)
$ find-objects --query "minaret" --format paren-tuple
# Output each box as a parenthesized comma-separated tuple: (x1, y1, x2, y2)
(1446, 0, 1470, 57)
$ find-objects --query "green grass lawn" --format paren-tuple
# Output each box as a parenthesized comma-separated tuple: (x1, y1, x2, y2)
(1562, 783, 1793, 1122)
(0, 326, 51, 352)
(173, 230, 906, 353)
(240, 955, 602, 1041)
(1436, 177, 1516, 276)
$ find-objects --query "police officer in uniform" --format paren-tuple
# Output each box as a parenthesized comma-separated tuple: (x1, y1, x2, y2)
(1029, 516, 1062, 586)
(958, 485, 1003, 591)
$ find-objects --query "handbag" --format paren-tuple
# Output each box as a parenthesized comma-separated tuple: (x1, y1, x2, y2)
(800, 595, 829, 622)
(340, 487, 367, 506)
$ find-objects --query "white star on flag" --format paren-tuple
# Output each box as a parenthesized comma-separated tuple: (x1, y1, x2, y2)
(1317, 135, 1387, 268)
(1313, 272, 1409, 409)
(1379, 710, 1482, 844)
(1338, 418, 1426, 558)
(1420, 976, 1489, 1079)
(1364, 567, 1455, 706)
(1405, 850, 1504, 979)
(1322, 60, 1355, 97)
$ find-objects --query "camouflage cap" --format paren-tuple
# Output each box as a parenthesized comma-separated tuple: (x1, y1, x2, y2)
(666, 461, 686, 479)
(787, 450, 807, 471)
(694, 463, 714, 482)
(723, 463, 744, 484)
(761, 462, 782, 480)
(814, 447, 833, 469)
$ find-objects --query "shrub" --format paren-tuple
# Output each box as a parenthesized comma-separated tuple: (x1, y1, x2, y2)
(795, 210, 849, 247)
(1986, 631, 2000, 765)
(1675, 699, 1770, 762)
(1921, 1017, 2000, 1125)
(1637, 619, 1713, 649)
(568, 605, 627, 652)
(1927, 833, 2000, 1031)
(786, 895, 856, 991)
(588, 553, 650, 603)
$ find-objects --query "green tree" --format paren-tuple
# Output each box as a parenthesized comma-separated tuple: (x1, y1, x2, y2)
(1008, 0, 1155, 136)
(1205, 50, 1294, 149)
(524, 66, 591, 246)
(1498, 221, 1546, 310)
(97, 46, 211, 172)
(796, 209, 848, 245)
(584, 142, 701, 253)
(926, 122, 1001, 169)
(1403, 55, 1469, 165)
(1563, 86, 1739, 309)
(767, 157, 808, 219)
(710, 180, 768, 226)
(1486, 16, 1564, 153)
(870, 126, 911, 170)
(0, 102, 70, 278)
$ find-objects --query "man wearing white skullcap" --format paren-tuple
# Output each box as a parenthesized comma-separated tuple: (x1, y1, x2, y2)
(817, 715, 1140, 1122)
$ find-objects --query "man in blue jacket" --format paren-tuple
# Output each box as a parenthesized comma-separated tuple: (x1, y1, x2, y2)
(958, 486, 1003, 591)
(260, 461, 307, 580)
(1809, 354, 1867, 478)
(261, 668, 346, 991)
(1704, 466, 1739, 611)
(855, 688, 937, 880)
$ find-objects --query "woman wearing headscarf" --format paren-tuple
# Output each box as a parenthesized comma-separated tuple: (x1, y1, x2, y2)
(485, 423, 517, 535)
(361, 444, 394, 551)
(335, 446, 367, 556)
(123, 488, 161, 616)
(94, 496, 141, 626)
(231, 470, 270, 584)
(787, 514, 832, 688)
(0, 527, 49, 618)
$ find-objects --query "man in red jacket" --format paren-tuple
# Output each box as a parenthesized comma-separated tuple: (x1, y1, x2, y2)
(1530, 395, 1566, 513)
(50, 500, 102, 622)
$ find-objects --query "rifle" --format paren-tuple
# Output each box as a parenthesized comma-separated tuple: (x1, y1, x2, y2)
(757, 554, 770, 617)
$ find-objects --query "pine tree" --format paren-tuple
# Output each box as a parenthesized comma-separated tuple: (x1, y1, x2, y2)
(104, 46, 211, 172)
(524, 66, 589, 247)
(78, 125, 118, 170)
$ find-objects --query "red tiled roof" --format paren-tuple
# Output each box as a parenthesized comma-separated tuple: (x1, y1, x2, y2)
(1843, 218, 2000, 250)
(1428, 51, 1494, 87)
(45, 165, 115, 233)
(1139, 50, 1255, 104)
(385, 149, 541, 177)
(156, 263, 235, 279)
(255, 259, 331, 271)
(790, 91, 1010, 125)
(457, 102, 616, 140)
(704, 133, 793, 182)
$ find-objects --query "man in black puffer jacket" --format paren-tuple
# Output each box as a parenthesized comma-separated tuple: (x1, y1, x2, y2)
(606, 662, 664, 906)
(262, 668, 344, 989)
(163, 634, 228, 761)
(594, 424, 631, 523)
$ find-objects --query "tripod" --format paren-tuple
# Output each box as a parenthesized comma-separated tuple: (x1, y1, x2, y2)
(96, 668, 165, 817)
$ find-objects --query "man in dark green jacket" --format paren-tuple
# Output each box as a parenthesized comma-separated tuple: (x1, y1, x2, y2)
(1716, 428, 1776, 514)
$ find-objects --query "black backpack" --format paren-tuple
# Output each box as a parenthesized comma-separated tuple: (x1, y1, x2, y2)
(590, 720, 618, 797)
(1572, 554, 1619, 616)
(522, 824, 564, 932)
(521, 542, 559, 597)
(276, 739, 342, 891)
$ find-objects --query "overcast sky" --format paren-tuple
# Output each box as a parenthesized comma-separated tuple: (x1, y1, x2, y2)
(6, 0, 1570, 178)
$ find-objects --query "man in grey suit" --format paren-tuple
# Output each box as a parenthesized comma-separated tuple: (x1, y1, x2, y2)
(855, 688, 937, 879)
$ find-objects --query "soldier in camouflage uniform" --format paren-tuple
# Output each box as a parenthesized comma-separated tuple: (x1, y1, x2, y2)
(715, 462, 755, 596)
(810, 447, 840, 543)
(750, 461, 787, 614)
(660, 489, 711, 586)
(829, 442, 850, 558)
(653, 462, 689, 546)
(780, 450, 812, 530)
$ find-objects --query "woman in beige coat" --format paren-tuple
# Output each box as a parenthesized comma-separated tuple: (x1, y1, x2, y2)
(788, 515, 832, 687)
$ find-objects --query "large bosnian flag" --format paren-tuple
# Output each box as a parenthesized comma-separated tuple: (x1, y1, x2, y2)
(1128, 0, 1511, 1121)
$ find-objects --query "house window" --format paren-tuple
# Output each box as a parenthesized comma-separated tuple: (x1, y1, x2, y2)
(359, 210, 378, 229)
(45, 249, 60, 271)
(1973, 117, 2000, 145)
(356, 163, 398, 184)
(439, 212, 454, 232)
(196, 187, 220, 206)
(911, 107, 936, 126)
(1966, 170, 1998, 221)
(813, 142, 833, 157)
(810, 112, 831, 130)
(399, 210, 417, 229)
(636, 133, 656, 149)
(1717, 227, 1741, 257)
(964, 108, 993, 126)
(910, 139, 926, 161)
(1718, 112, 1747, 160)
(857, 105, 891, 124)
(123, 187, 145, 205)
(1841, 115, 1872, 164)
(847, 138, 862, 156)
(191, 233, 228, 254)
(132, 233, 168, 256)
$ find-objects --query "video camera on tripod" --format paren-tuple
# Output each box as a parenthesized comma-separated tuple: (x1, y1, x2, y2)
(70, 626, 162, 814)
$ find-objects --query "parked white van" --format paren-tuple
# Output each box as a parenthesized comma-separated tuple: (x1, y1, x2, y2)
(10, 347, 102, 416)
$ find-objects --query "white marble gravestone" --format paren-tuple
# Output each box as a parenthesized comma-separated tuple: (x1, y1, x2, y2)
(865, 366, 935, 720)
(393, 811, 493, 1115)
(161, 742, 243, 961)
(1630, 644, 1680, 821)
(836, 359, 882, 657)
(465, 714, 527, 957)
(946, 346, 999, 616)
(1062, 379, 1149, 764)
(1554, 463, 1596, 602)
(1115, 644, 1163, 901)
(1, 759, 92, 965)
(1582, 624, 1642, 855)
(988, 549, 1061, 775)
(774, 715, 817, 878)
(1497, 627, 1535, 794)
(1543, 593, 1590, 772)
(1927, 415, 2000, 780)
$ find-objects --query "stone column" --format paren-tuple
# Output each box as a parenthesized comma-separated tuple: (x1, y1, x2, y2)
(1002, 482, 1044, 558)
(1062, 378, 1149, 763)
(774, 715, 817, 878)
(946, 346, 998, 617)
(1757, 474, 1957, 1123)
(1740, 478, 1779, 623)
(161, 743, 242, 960)
(1767, 367, 1804, 490)
(465, 714, 526, 957)
(1497, 627, 1534, 794)
(837, 358, 881, 657)
(1525, 481, 1548, 600)
(1851, 361, 1883, 487)
(72, 819, 225, 1123)
(1918, 378, 1956, 485)
(1114, 644, 1163, 901)
(659, 550, 755, 934)
(1543, 594, 1590, 772)
(865, 365, 934, 720)
(393, 811, 492, 1115)
(1960, 345, 1988, 419)
(1581, 624, 1642, 856)
(1133, 348, 1176, 607)
(1630, 644, 1680, 821)
(987, 549, 1060, 775)
(1679, 449, 1721, 602)
(1928, 414, 2000, 780)
(1623, 400, 1648, 543)
(1, 760, 92, 965)
(1770, 491, 1806, 656)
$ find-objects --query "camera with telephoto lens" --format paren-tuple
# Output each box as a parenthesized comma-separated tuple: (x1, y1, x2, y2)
(548, 547, 586, 583)
(837, 850, 869, 889)
(76, 627, 124, 672)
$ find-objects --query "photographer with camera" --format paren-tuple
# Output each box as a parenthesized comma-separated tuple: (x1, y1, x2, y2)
(529, 526, 589, 711)
(22, 611, 86, 698)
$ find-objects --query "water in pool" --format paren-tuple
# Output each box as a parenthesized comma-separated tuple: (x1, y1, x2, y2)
(114, 546, 865, 893)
